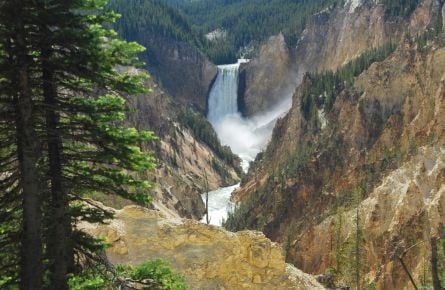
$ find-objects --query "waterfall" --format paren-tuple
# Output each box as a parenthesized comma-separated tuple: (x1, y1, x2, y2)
(202, 59, 291, 226)
(207, 62, 243, 125)
(206, 59, 260, 162)
(202, 60, 246, 226)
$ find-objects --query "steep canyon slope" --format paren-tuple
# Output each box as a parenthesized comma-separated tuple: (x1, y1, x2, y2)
(96, 67, 241, 220)
(133, 80, 240, 219)
(98, 0, 238, 219)
(230, 1, 445, 289)
(137, 35, 216, 112)
(238, 34, 297, 117)
(109, 0, 217, 112)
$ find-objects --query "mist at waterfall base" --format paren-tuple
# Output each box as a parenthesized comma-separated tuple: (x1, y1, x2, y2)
(212, 98, 292, 165)
(201, 60, 292, 226)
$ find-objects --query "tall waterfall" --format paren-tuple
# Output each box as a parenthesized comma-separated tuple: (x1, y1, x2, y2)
(202, 60, 246, 226)
(207, 62, 243, 125)
(202, 59, 292, 226)
(206, 59, 261, 162)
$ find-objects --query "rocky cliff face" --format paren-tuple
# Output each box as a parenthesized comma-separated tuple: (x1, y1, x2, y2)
(296, 0, 442, 80)
(230, 2, 445, 288)
(140, 35, 217, 113)
(290, 145, 445, 289)
(239, 34, 297, 117)
(239, 0, 442, 117)
(81, 205, 325, 290)
(288, 42, 445, 289)
(105, 67, 240, 220)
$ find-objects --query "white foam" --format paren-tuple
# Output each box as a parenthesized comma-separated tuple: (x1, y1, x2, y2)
(200, 184, 239, 226)
(345, 0, 363, 13)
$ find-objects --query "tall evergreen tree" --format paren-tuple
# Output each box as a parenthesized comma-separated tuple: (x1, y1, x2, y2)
(0, 0, 156, 288)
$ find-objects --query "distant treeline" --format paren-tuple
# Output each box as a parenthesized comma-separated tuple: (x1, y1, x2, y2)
(107, 0, 202, 48)
(108, 0, 341, 64)
(107, 0, 238, 64)
(168, 0, 340, 49)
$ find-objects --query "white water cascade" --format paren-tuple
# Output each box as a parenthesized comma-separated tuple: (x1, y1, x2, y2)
(207, 63, 241, 125)
(201, 59, 292, 226)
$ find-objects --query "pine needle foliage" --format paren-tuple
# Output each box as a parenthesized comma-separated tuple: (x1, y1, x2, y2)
(0, 0, 157, 288)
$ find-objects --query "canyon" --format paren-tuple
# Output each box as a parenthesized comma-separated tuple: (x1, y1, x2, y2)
(9, 0, 445, 288)
(87, 0, 445, 289)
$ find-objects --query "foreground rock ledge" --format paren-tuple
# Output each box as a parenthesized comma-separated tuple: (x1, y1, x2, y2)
(81, 206, 324, 289)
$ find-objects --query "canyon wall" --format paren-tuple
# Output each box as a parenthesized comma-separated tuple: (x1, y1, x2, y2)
(102, 67, 240, 220)
(238, 34, 297, 117)
(239, 0, 442, 117)
(231, 0, 445, 288)
(141, 35, 217, 113)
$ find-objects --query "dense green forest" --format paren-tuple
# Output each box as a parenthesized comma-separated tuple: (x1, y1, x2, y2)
(108, 0, 202, 48)
(108, 0, 239, 64)
(173, 0, 423, 49)
(107, 0, 344, 64)
(107, 0, 425, 65)
(169, 0, 341, 50)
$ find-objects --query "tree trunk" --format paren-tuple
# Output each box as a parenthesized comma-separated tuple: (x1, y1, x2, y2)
(431, 237, 442, 290)
(42, 47, 73, 290)
(204, 169, 210, 225)
(399, 256, 418, 290)
(13, 10, 43, 289)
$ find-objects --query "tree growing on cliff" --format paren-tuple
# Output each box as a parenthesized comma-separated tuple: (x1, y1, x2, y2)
(379, 0, 421, 19)
(441, 239, 445, 288)
(331, 188, 366, 289)
(300, 42, 396, 120)
(350, 187, 364, 290)
(332, 206, 347, 280)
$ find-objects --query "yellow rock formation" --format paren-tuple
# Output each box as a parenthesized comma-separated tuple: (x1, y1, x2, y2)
(81, 206, 325, 289)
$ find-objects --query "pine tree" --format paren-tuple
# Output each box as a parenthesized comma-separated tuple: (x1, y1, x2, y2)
(344, 187, 364, 290)
(0, 0, 156, 288)
(353, 187, 363, 290)
(333, 206, 346, 279)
